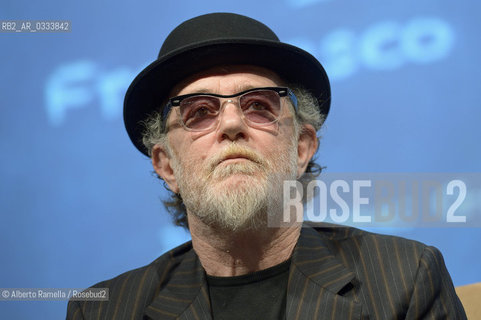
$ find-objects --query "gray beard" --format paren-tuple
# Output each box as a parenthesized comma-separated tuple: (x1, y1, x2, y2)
(171, 143, 298, 232)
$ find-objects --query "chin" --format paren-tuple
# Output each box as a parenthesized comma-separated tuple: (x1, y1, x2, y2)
(208, 211, 269, 233)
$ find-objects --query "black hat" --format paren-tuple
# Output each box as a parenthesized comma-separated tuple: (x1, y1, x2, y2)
(124, 12, 331, 156)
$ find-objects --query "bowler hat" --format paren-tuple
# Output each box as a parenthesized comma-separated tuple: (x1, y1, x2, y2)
(124, 12, 331, 156)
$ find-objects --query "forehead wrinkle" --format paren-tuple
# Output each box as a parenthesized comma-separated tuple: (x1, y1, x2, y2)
(170, 65, 285, 97)
(179, 88, 214, 95)
(233, 84, 259, 94)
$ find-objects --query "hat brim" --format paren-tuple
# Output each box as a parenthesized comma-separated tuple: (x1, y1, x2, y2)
(124, 39, 331, 157)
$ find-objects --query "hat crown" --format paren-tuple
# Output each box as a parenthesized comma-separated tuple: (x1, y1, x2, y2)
(158, 13, 280, 58)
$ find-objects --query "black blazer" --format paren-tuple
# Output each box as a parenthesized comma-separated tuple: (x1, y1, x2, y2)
(67, 223, 466, 319)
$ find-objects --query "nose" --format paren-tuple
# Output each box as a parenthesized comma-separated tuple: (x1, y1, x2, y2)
(216, 100, 249, 142)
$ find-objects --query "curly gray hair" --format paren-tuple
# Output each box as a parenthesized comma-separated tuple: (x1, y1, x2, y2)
(141, 85, 327, 228)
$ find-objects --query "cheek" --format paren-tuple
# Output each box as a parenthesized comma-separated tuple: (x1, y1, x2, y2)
(260, 128, 297, 154)
(170, 136, 211, 168)
(258, 141, 293, 165)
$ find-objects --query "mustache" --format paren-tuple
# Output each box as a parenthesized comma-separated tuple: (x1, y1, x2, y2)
(207, 143, 267, 172)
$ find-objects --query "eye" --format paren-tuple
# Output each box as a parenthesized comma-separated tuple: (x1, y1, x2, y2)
(248, 101, 269, 111)
(191, 105, 216, 118)
(241, 91, 280, 115)
(240, 91, 280, 124)
(243, 98, 274, 113)
(180, 97, 220, 130)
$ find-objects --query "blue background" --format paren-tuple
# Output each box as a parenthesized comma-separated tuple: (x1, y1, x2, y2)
(1, 0, 480, 318)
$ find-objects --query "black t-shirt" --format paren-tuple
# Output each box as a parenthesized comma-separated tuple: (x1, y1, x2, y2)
(206, 259, 291, 320)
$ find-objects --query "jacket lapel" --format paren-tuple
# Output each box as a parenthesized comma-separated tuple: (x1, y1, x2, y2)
(144, 225, 361, 319)
(144, 248, 212, 320)
(286, 226, 362, 320)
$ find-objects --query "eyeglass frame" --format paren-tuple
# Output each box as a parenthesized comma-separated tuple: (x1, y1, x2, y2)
(161, 87, 299, 132)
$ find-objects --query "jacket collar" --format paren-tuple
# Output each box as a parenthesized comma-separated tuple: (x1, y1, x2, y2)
(144, 248, 212, 319)
(286, 225, 362, 319)
(144, 225, 361, 319)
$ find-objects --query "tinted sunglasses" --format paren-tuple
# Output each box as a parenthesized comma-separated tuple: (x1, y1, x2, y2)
(163, 87, 298, 132)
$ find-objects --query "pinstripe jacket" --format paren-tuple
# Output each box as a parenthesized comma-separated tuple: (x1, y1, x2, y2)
(66, 223, 466, 319)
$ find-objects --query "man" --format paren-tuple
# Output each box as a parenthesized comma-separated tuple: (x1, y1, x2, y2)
(67, 13, 466, 319)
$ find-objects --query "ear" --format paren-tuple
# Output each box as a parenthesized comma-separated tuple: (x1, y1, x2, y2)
(296, 124, 318, 178)
(152, 144, 179, 193)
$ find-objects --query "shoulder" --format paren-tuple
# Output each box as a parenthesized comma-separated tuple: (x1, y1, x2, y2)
(302, 221, 440, 288)
(66, 241, 193, 319)
(305, 221, 428, 260)
(302, 222, 465, 318)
